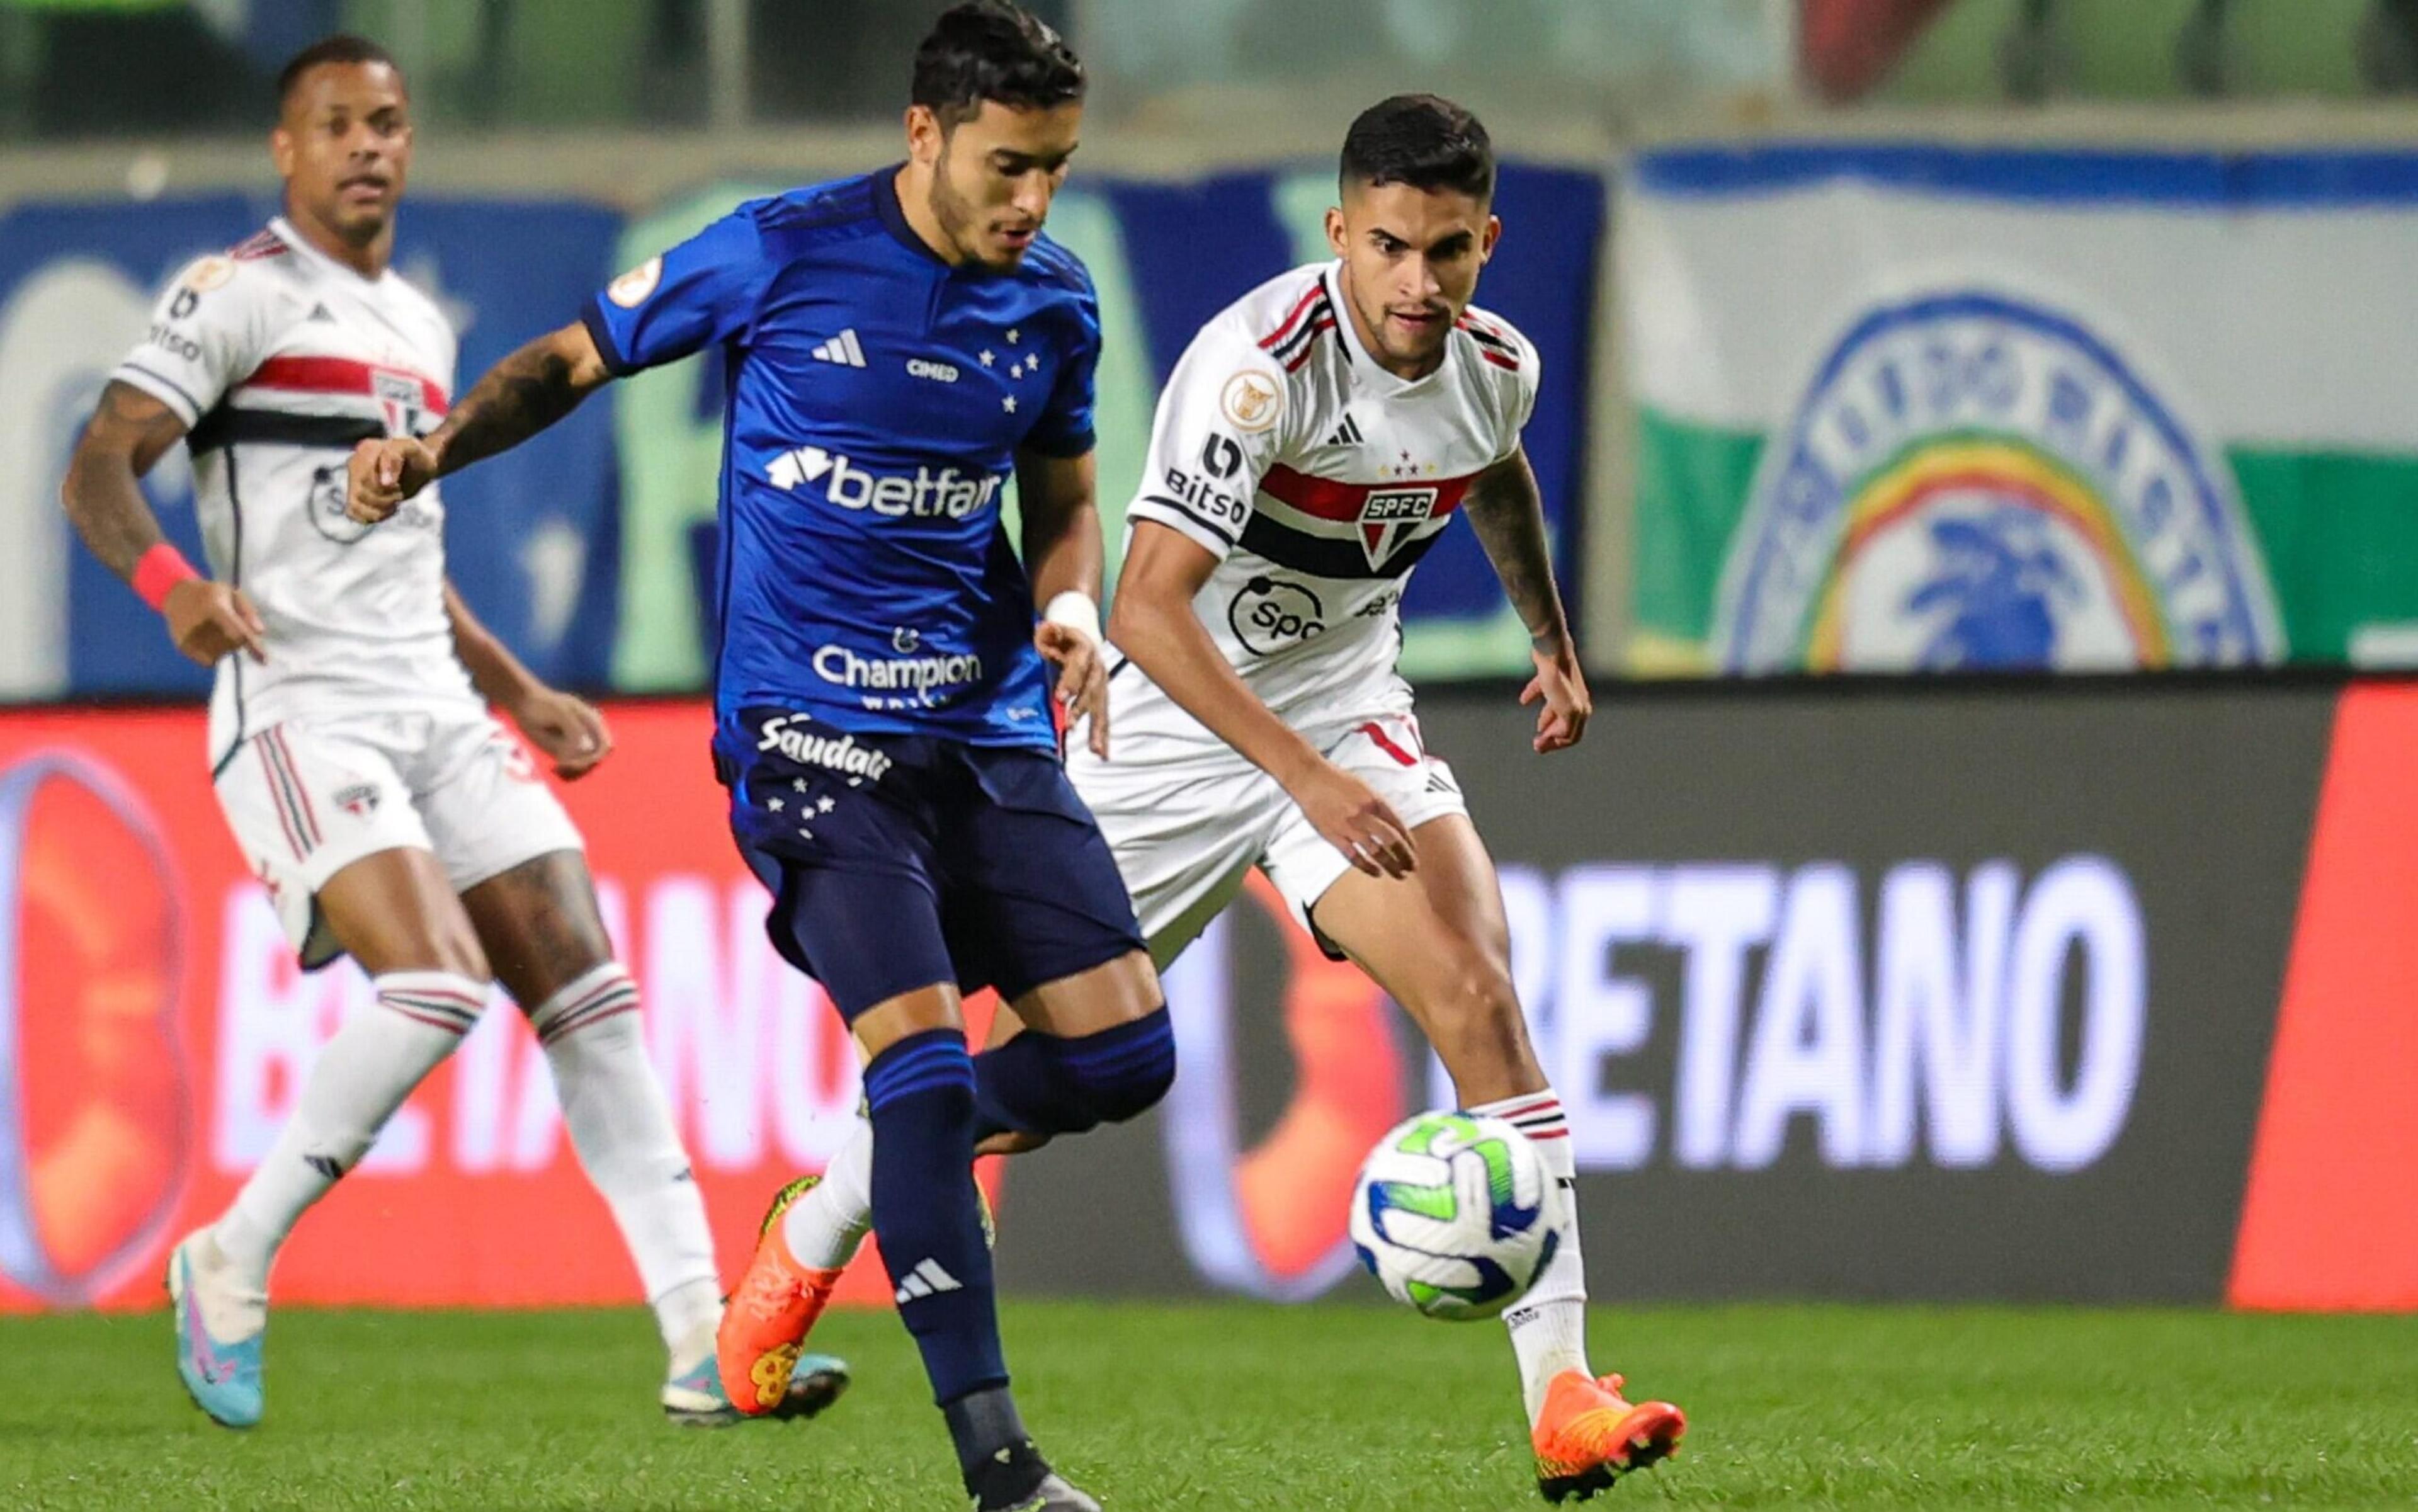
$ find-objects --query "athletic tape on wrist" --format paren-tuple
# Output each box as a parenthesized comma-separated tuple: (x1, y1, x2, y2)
(1042, 590, 1101, 645)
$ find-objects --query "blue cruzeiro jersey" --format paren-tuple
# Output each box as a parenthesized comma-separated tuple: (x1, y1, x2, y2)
(582, 167, 1099, 756)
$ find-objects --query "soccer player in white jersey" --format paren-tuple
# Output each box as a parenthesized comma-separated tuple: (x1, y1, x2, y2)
(758, 95, 1686, 1501)
(58, 35, 842, 1431)
(1093, 97, 1683, 1499)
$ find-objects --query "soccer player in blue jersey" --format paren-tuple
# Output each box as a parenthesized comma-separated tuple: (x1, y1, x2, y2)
(345, 6, 1169, 1507)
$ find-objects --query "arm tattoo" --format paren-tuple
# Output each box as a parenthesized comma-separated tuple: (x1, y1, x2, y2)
(429, 334, 591, 476)
(62, 381, 189, 579)
(1462, 452, 1570, 651)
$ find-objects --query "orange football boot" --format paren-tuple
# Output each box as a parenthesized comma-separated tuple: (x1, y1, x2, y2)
(1530, 1371, 1686, 1502)
(716, 1176, 845, 1416)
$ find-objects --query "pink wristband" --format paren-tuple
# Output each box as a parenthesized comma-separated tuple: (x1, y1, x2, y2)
(132, 543, 201, 613)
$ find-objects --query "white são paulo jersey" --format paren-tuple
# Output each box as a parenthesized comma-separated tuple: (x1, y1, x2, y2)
(110, 218, 475, 768)
(1114, 261, 1539, 757)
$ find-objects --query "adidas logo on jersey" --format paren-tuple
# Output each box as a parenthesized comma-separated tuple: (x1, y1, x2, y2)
(307, 302, 336, 323)
(1325, 413, 1366, 448)
(894, 1258, 963, 1304)
(812, 329, 868, 367)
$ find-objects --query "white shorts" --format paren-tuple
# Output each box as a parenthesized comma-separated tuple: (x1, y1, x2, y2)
(1068, 712, 1467, 969)
(213, 708, 584, 969)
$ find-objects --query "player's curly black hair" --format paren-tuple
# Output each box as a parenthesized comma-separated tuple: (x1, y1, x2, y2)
(275, 33, 404, 113)
(1340, 94, 1495, 202)
(911, 1, 1085, 130)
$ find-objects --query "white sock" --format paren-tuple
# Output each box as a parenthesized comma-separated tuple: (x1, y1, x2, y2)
(214, 970, 484, 1293)
(1473, 1091, 1592, 1424)
(180, 1228, 267, 1342)
(781, 1115, 873, 1271)
(529, 963, 719, 1356)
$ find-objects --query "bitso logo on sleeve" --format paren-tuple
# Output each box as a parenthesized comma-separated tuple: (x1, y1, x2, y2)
(1715, 289, 2281, 673)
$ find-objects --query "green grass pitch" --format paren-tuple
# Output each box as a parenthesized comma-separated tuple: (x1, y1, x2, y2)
(3, 1301, 2414, 1509)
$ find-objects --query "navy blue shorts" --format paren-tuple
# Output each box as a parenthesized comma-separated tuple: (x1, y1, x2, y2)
(720, 710, 1145, 1023)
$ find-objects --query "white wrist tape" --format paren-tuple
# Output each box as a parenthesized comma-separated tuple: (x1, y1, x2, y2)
(1043, 590, 1101, 645)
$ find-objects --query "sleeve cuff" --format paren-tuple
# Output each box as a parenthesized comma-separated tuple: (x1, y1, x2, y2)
(580, 297, 635, 378)
(1018, 425, 1096, 460)
(1128, 497, 1238, 559)
(110, 363, 204, 428)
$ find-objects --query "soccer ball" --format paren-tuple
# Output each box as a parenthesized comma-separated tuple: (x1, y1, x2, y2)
(1349, 1110, 1555, 1321)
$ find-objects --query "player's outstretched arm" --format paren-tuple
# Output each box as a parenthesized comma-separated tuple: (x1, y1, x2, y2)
(347, 320, 612, 523)
(1111, 521, 1415, 877)
(1016, 448, 1111, 758)
(443, 580, 611, 779)
(61, 380, 265, 666)
(1463, 445, 1590, 753)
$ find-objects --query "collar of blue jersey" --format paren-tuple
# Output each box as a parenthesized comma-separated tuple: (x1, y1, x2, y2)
(874, 162, 973, 271)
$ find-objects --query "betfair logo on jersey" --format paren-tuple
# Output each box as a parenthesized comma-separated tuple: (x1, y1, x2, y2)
(764, 445, 1004, 520)
(1358, 487, 1437, 569)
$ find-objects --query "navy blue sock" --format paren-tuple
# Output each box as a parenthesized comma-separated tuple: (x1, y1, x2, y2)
(973, 1007, 1176, 1141)
(863, 1028, 1008, 1408)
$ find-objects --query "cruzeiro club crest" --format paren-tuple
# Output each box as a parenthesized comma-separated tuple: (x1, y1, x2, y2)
(1715, 290, 2282, 673)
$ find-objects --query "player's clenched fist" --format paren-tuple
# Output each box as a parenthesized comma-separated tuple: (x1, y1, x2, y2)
(345, 435, 438, 523)
(1290, 758, 1417, 879)
(161, 578, 268, 667)
(508, 687, 615, 780)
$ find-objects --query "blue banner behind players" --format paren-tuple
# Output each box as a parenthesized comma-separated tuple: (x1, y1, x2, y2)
(1, 167, 1601, 700)
(0, 192, 623, 700)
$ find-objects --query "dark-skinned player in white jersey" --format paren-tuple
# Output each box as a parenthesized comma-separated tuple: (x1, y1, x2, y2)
(61, 34, 841, 1433)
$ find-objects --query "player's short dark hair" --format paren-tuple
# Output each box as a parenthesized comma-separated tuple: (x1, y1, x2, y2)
(275, 34, 404, 113)
(1340, 94, 1496, 203)
(910, 1, 1085, 131)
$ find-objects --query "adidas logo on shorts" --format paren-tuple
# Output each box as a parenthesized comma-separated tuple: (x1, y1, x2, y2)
(812, 329, 868, 367)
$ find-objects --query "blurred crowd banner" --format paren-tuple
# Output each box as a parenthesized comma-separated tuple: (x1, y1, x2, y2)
(7, 683, 2417, 1314)
(0, 164, 1603, 704)
(1621, 142, 2418, 676)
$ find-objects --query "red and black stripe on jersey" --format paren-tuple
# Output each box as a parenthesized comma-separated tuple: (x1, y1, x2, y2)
(230, 228, 290, 261)
(1455, 313, 1521, 372)
(1234, 463, 1479, 579)
(188, 354, 450, 456)
(190, 409, 386, 453)
(1259, 283, 1337, 373)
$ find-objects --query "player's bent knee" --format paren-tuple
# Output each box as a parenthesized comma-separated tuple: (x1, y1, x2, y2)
(1413, 962, 1533, 1073)
(1062, 1006, 1176, 1125)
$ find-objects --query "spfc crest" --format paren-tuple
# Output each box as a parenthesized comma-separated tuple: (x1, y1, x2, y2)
(1357, 487, 1436, 569)
(373, 369, 429, 438)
